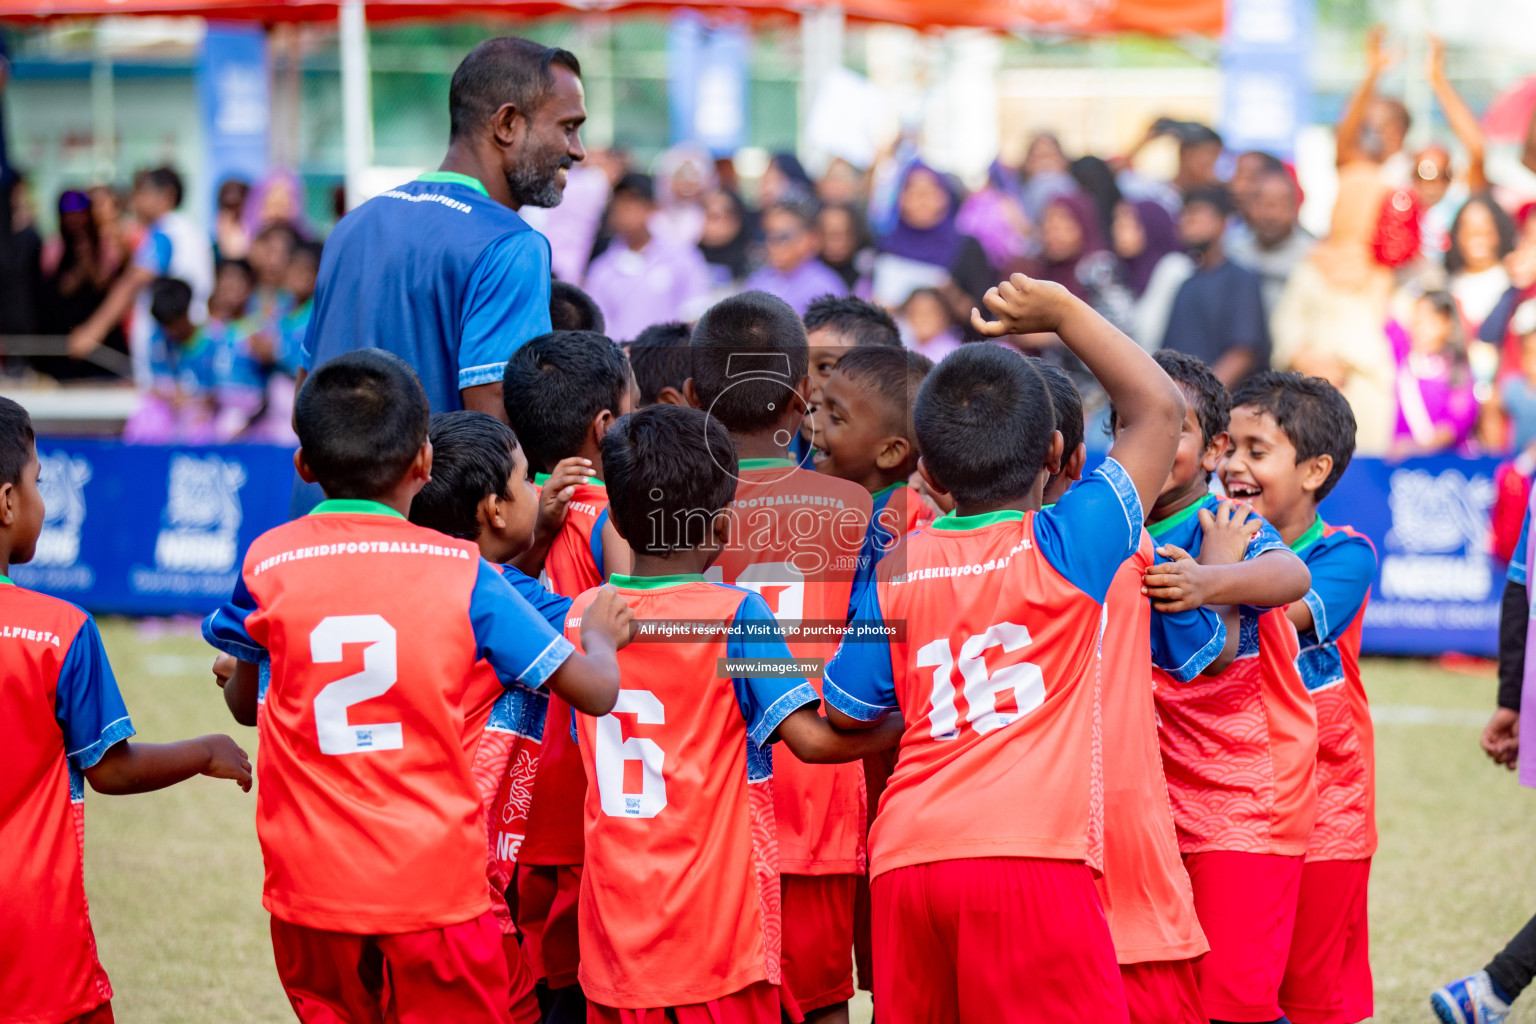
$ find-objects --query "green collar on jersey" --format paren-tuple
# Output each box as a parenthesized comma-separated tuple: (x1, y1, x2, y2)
(532, 472, 603, 487)
(930, 509, 1026, 532)
(310, 498, 406, 519)
(0, 574, 12, 586)
(1145, 494, 1210, 539)
(870, 481, 903, 501)
(738, 457, 796, 470)
(417, 171, 490, 196)
(1289, 517, 1327, 554)
(609, 572, 706, 590)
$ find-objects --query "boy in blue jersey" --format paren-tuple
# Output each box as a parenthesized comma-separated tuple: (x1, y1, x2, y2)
(801, 295, 903, 467)
(1219, 371, 1378, 1024)
(1129, 350, 1314, 1024)
(0, 396, 251, 1024)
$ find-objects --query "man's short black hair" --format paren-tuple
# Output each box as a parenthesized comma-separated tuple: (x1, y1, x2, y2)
(1036, 361, 1084, 457)
(690, 291, 809, 435)
(914, 345, 1054, 508)
(293, 240, 325, 267)
(550, 279, 606, 333)
(802, 295, 901, 348)
(449, 37, 581, 140)
(612, 173, 655, 204)
(503, 330, 631, 473)
(628, 322, 692, 406)
(296, 350, 429, 500)
(410, 411, 520, 541)
(1230, 371, 1356, 502)
(764, 195, 819, 230)
(602, 405, 737, 556)
(1183, 185, 1233, 218)
(833, 345, 933, 441)
(135, 165, 184, 207)
(0, 396, 36, 487)
(149, 278, 193, 325)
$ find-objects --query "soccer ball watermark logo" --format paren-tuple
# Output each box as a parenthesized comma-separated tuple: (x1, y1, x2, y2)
(703, 351, 812, 483)
(153, 454, 248, 575)
(32, 451, 92, 568)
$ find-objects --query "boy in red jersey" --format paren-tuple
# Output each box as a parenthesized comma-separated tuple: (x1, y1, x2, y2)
(685, 291, 874, 1023)
(820, 273, 1187, 1024)
(569, 403, 899, 1024)
(1135, 350, 1314, 1024)
(0, 397, 251, 1024)
(1039, 362, 1229, 1024)
(408, 409, 581, 1024)
(1220, 373, 1378, 1024)
(502, 330, 635, 1015)
(204, 350, 630, 1024)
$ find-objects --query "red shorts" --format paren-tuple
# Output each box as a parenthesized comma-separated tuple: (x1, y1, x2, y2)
(504, 934, 541, 1024)
(1120, 960, 1205, 1024)
(1279, 858, 1372, 1024)
(270, 911, 513, 1024)
(872, 857, 1127, 1024)
(781, 873, 857, 1013)
(586, 981, 786, 1024)
(515, 863, 583, 990)
(1184, 851, 1303, 1022)
(65, 1003, 115, 1024)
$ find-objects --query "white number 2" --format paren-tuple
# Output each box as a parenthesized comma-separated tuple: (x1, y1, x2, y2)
(594, 689, 668, 818)
(310, 615, 403, 756)
(915, 622, 1045, 741)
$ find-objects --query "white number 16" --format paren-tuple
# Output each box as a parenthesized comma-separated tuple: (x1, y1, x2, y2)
(310, 615, 403, 756)
(916, 622, 1044, 741)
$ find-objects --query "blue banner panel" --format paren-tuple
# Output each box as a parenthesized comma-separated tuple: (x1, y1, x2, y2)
(199, 23, 270, 224)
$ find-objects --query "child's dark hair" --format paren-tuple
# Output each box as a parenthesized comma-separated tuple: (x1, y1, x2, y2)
(1035, 361, 1084, 457)
(0, 396, 36, 487)
(803, 295, 901, 348)
(1182, 184, 1234, 218)
(503, 330, 631, 473)
(254, 220, 298, 253)
(550, 279, 607, 334)
(409, 411, 520, 540)
(690, 291, 809, 434)
(296, 349, 429, 500)
(913, 345, 1054, 507)
(1416, 288, 1470, 387)
(149, 277, 193, 326)
(765, 194, 819, 230)
(135, 165, 184, 207)
(628, 322, 692, 406)
(602, 405, 737, 556)
(1111, 349, 1229, 448)
(292, 240, 325, 267)
(833, 346, 933, 441)
(218, 258, 254, 284)
(1229, 371, 1356, 502)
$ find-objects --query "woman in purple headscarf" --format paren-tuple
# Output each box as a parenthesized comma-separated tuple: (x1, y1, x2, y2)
(872, 163, 996, 323)
(1111, 198, 1194, 350)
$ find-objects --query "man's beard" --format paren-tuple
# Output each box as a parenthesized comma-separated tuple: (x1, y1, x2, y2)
(507, 150, 572, 209)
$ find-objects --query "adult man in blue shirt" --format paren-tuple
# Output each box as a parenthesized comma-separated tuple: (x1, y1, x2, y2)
(295, 36, 587, 514)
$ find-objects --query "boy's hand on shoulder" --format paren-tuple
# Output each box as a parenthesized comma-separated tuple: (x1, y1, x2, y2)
(581, 584, 635, 653)
(1144, 544, 1213, 613)
(970, 274, 1076, 338)
(1196, 500, 1261, 567)
(201, 734, 254, 791)
(535, 457, 593, 542)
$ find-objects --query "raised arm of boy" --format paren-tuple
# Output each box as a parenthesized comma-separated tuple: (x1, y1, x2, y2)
(971, 274, 1185, 513)
(547, 584, 631, 716)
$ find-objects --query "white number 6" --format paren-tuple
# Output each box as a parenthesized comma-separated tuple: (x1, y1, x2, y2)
(594, 689, 667, 818)
(310, 615, 403, 756)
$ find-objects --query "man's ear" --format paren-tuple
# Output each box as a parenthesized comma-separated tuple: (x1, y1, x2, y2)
(490, 102, 526, 148)
(683, 378, 704, 410)
(916, 457, 949, 496)
(1202, 431, 1231, 473)
(0, 480, 15, 528)
(657, 386, 688, 408)
(874, 435, 912, 472)
(294, 448, 319, 485)
(1065, 442, 1089, 483)
(1300, 453, 1334, 496)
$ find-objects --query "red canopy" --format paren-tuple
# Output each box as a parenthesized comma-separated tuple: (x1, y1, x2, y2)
(0, 0, 1221, 33)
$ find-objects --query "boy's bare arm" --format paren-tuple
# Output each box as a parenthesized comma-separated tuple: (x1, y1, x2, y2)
(1145, 548, 1310, 613)
(214, 655, 260, 727)
(777, 705, 904, 764)
(971, 274, 1184, 512)
(85, 735, 252, 795)
(508, 458, 589, 577)
(549, 586, 632, 716)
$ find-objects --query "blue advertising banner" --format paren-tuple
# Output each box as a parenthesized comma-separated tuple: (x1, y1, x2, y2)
(11, 441, 1507, 658)
(667, 13, 749, 157)
(1219, 0, 1313, 159)
(199, 24, 270, 223)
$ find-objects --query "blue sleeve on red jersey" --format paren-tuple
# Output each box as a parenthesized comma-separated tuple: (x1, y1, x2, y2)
(1035, 457, 1142, 604)
(202, 574, 268, 662)
(457, 231, 554, 391)
(57, 616, 136, 771)
(499, 564, 574, 631)
(727, 591, 820, 748)
(1301, 533, 1377, 644)
(1511, 506, 1530, 585)
(1149, 591, 1228, 683)
(822, 583, 898, 722)
(470, 559, 573, 691)
(1243, 516, 1290, 560)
